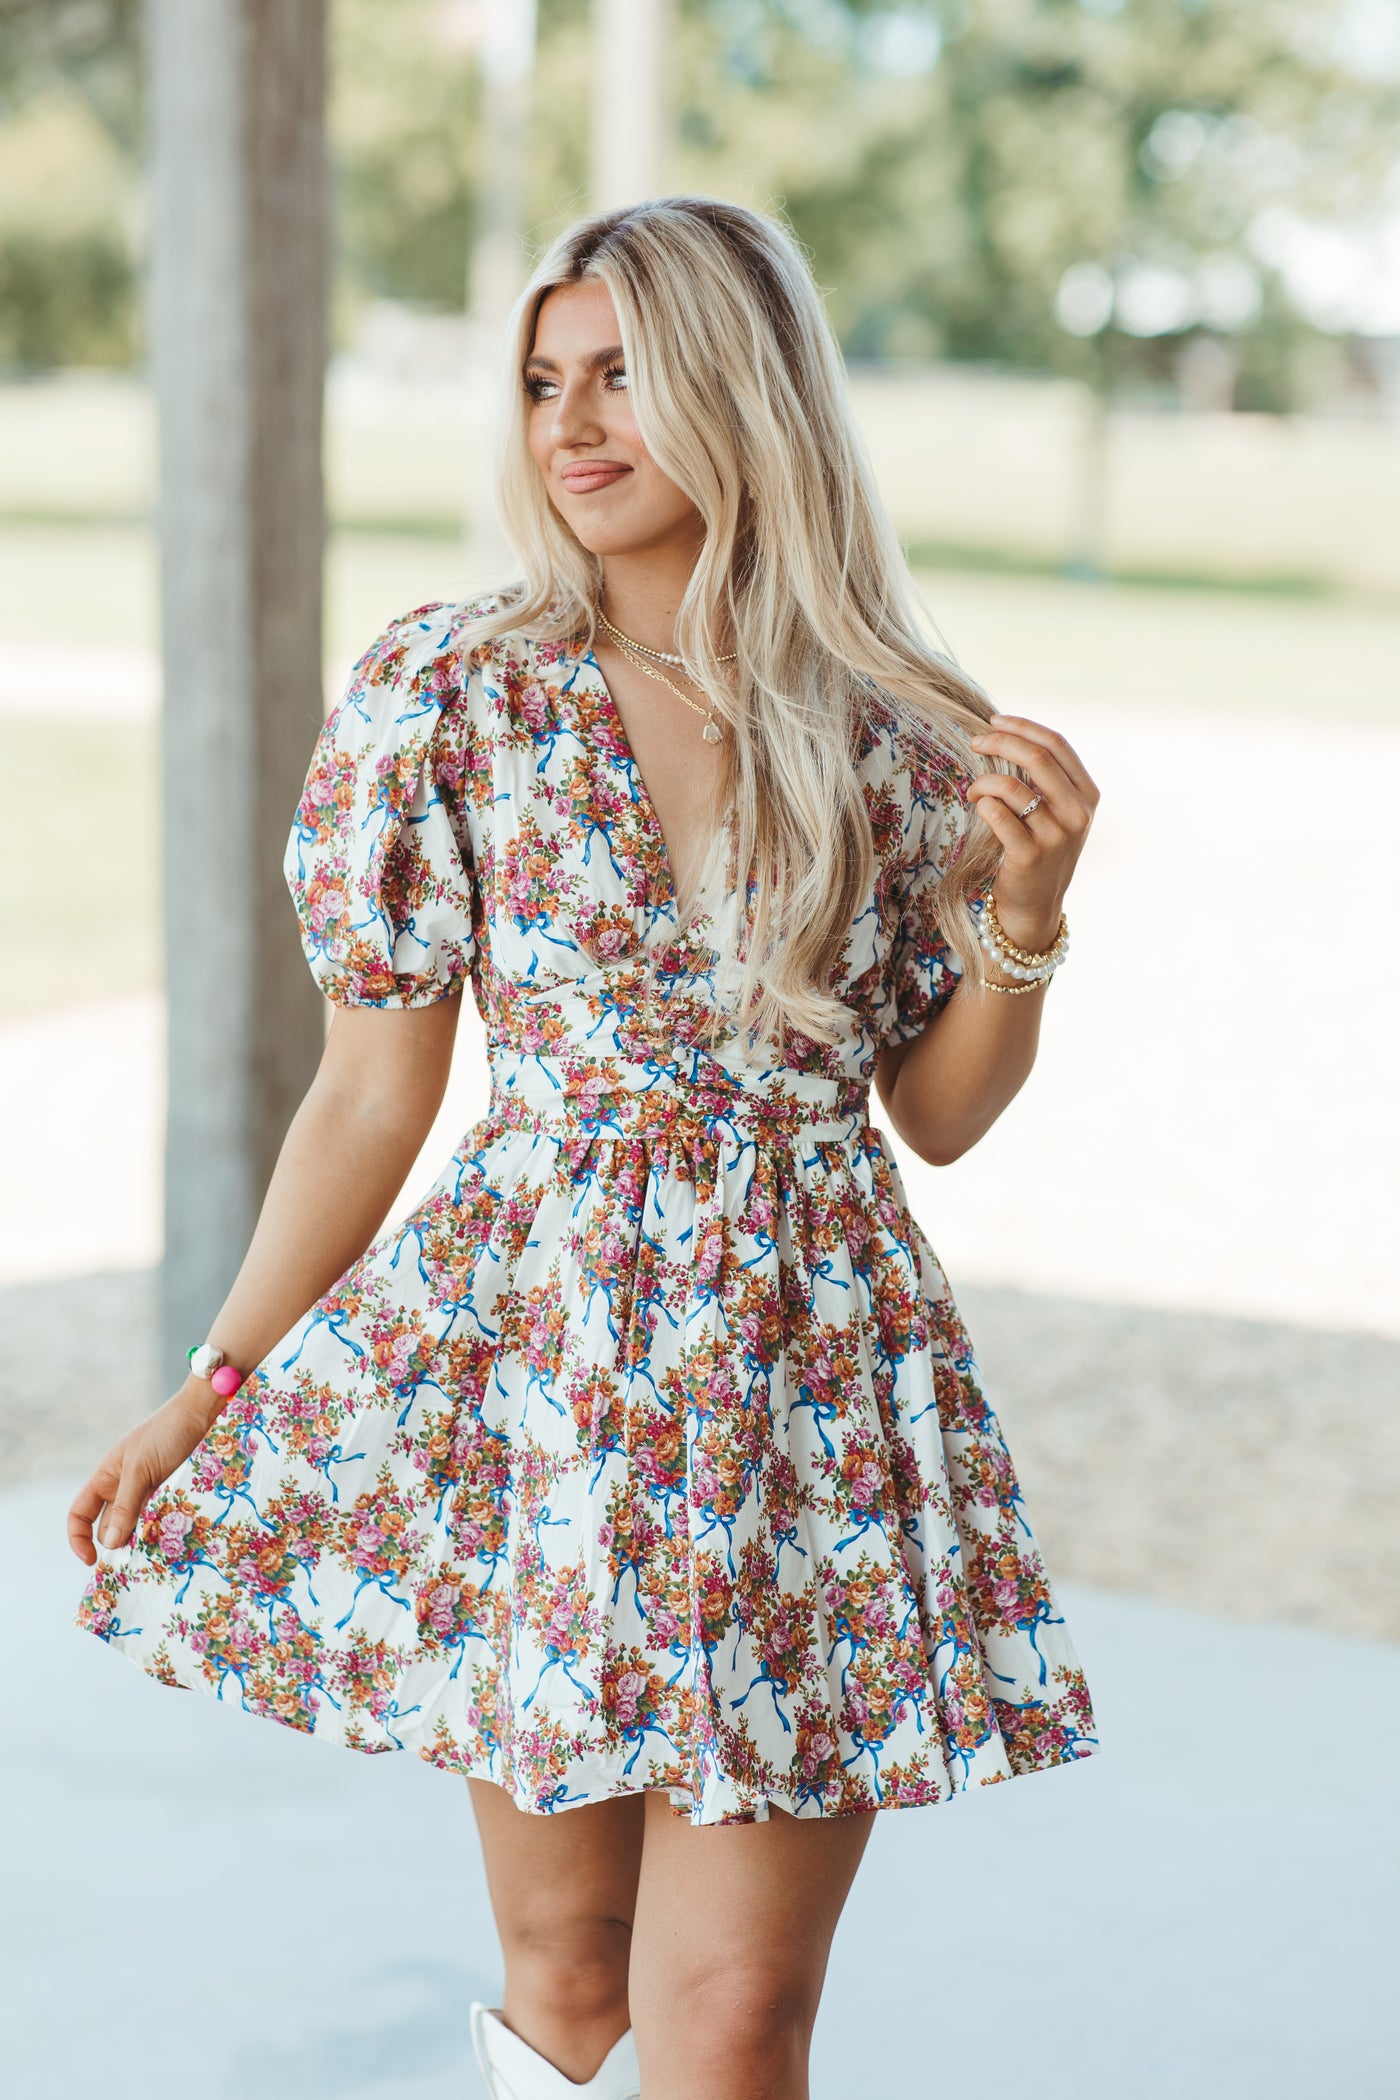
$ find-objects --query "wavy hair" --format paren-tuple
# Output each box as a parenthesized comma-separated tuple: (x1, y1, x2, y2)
(460, 194, 1005, 1052)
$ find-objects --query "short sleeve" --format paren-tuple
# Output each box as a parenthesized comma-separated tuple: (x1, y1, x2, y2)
(283, 605, 478, 1008)
(883, 766, 973, 1046)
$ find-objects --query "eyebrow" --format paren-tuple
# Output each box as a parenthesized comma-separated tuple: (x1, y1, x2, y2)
(522, 343, 626, 374)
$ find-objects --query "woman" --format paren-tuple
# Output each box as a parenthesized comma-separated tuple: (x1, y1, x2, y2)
(70, 196, 1100, 2100)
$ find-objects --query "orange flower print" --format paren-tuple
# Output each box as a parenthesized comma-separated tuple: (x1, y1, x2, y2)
(74, 598, 1099, 1823)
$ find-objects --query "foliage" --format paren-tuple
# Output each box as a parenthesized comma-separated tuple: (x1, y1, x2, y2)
(0, 0, 1393, 407)
(0, 222, 133, 367)
(331, 0, 481, 317)
(664, 0, 1400, 409)
(0, 0, 142, 151)
(0, 0, 142, 369)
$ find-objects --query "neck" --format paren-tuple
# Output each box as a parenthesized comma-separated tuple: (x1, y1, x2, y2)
(597, 544, 700, 655)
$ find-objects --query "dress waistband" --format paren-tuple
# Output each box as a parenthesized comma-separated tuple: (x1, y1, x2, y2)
(486, 1049, 871, 1147)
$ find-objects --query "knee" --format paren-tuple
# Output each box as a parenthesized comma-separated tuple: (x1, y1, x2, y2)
(661, 1958, 817, 2078)
(499, 1900, 633, 2019)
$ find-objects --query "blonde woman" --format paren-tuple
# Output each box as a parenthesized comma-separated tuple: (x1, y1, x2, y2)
(70, 196, 1101, 2100)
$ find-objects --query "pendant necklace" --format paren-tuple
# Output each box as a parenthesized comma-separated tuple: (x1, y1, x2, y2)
(595, 599, 733, 744)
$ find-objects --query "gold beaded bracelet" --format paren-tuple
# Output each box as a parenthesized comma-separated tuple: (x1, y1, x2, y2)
(981, 973, 1050, 996)
(983, 892, 1069, 969)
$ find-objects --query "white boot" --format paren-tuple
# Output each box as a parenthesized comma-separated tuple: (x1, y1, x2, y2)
(469, 2002, 641, 2100)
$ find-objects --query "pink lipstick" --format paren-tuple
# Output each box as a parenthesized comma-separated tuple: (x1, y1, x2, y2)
(561, 462, 631, 494)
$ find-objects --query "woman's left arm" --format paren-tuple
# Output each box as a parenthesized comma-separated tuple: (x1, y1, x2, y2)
(875, 712, 1099, 1167)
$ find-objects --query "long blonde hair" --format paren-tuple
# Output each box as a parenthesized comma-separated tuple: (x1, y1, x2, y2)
(461, 194, 1003, 1052)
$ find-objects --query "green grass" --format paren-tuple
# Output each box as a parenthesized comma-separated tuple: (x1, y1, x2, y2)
(2, 507, 1381, 604)
(902, 536, 1347, 604)
(908, 562, 1400, 724)
(0, 715, 159, 1018)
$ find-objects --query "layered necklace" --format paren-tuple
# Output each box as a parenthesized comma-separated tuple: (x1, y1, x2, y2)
(595, 597, 735, 744)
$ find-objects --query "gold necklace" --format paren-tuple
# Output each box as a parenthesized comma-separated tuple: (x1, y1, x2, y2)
(595, 602, 729, 744)
(596, 600, 738, 668)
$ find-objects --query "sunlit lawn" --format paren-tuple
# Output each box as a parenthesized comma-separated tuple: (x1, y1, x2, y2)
(0, 712, 158, 1015)
(3, 518, 1396, 1019)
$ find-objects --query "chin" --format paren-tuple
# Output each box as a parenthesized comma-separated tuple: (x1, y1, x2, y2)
(562, 519, 660, 560)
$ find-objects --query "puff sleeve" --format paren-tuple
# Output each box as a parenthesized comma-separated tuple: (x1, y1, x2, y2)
(283, 606, 478, 1008)
(882, 763, 973, 1046)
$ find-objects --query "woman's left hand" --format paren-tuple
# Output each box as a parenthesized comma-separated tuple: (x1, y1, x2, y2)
(967, 712, 1099, 950)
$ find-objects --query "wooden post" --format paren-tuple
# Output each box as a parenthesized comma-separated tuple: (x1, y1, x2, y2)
(147, 0, 329, 1389)
(464, 0, 537, 579)
(591, 0, 672, 210)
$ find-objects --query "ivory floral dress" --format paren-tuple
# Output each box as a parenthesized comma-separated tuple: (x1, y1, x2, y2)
(76, 596, 1100, 1824)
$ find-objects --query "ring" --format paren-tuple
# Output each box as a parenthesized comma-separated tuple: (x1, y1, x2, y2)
(1018, 793, 1043, 820)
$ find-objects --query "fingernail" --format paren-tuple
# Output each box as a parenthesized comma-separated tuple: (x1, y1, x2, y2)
(102, 1520, 120, 1548)
(989, 713, 1010, 724)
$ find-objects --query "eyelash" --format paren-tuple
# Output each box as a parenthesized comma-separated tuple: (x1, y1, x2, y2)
(524, 363, 628, 401)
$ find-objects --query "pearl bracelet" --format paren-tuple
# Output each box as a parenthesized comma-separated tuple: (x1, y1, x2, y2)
(974, 894, 1069, 983)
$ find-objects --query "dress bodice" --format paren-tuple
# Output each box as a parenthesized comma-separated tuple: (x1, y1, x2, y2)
(283, 597, 974, 1124)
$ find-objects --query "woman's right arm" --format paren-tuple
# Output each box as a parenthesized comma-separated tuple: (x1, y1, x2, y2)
(67, 992, 463, 1564)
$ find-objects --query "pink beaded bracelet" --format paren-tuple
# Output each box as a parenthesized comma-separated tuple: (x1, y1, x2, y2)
(187, 1342, 246, 1398)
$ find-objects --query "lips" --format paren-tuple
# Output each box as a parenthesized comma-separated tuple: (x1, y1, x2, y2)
(560, 462, 631, 494)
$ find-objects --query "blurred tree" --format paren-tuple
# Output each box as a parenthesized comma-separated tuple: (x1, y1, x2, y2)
(0, 0, 142, 368)
(0, 0, 141, 149)
(331, 0, 481, 320)
(330, 0, 595, 332)
(667, 0, 1399, 414)
(0, 0, 1393, 403)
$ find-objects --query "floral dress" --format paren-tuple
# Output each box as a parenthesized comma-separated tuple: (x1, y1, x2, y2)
(76, 597, 1100, 1824)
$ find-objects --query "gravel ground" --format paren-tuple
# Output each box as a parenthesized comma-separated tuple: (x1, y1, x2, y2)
(959, 1282, 1400, 1645)
(9, 1265, 1396, 1644)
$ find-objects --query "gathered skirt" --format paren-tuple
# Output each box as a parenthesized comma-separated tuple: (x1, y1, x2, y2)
(76, 1053, 1100, 1825)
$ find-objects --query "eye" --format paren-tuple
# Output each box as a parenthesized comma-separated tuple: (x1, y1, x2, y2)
(522, 365, 627, 400)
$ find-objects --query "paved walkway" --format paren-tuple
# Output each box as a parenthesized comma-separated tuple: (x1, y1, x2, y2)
(9, 1475, 1396, 2100)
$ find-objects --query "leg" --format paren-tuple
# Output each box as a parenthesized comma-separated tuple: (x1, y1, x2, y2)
(628, 1792, 876, 2100)
(466, 1777, 646, 2081)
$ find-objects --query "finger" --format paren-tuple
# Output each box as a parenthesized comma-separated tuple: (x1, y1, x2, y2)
(98, 1460, 149, 1553)
(68, 1455, 122, 1563)
(969, 730, 1080, 807)
(969, 731, 1078, 799)
(972, 790, 1041, 862)
(983, 715, 1097, 799)
(969, 773, 1068, 844)
(969, 748, 1087, 833)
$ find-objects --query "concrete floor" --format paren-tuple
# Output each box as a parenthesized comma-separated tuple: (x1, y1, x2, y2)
(8, 1473, 1398, 2100)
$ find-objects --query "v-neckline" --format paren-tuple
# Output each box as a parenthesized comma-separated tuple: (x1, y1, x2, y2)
(569, 643, 737, 929)
(575, 643, 692, 916)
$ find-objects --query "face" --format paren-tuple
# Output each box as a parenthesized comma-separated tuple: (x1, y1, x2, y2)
(523, 278, 703, 561)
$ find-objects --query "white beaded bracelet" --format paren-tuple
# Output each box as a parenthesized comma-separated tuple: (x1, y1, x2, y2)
(972, 895, 1070, 983)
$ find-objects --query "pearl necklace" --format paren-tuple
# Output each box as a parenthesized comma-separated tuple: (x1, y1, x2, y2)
(595, 600, 732, 744)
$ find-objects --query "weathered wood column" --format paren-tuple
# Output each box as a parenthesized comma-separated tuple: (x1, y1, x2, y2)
(464, 0, 537, 578)
(591, 0, 672, 209)
(147, 0, 329, 1388)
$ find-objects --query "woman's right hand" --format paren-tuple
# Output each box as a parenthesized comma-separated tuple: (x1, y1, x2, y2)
(67, 1389, 216, 1566)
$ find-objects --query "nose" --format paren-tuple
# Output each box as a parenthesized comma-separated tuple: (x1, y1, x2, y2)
(549, 375, 605, 452)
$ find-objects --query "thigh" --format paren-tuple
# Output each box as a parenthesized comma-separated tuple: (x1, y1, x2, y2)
(466, 1777, 647, 1936)
(628, 1793, 874, 2082)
